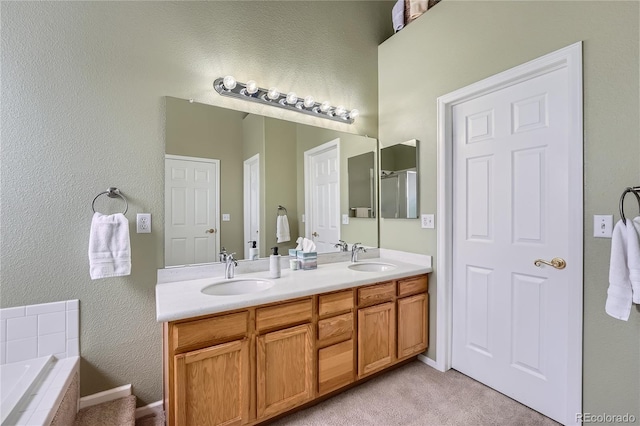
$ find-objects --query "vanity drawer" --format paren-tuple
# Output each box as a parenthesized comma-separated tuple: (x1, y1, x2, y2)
(172, 311, 248, 353)
(397, 275, 428, 298)
(318, 290, 353, 317)
(357, 281, 395, 307)
(256, 298, 313, 332)
(318, 312, 353, 344)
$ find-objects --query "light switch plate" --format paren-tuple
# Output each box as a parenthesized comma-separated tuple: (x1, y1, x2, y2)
(421, 214, 435, 229)
(222, 214, 230, 222)
(342, 214, 349, 225)
(594, 215, 613, 238)
(136, 213, 151, 233)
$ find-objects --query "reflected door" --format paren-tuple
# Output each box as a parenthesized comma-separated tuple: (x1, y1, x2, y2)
(451, 63, 573, 423)
(243, 154, 260, 259)
(305, 139, 340, 253)
(165, 155, 220, 266)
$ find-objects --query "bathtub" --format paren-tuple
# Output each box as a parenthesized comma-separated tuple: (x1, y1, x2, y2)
(0, 356, 79, 426)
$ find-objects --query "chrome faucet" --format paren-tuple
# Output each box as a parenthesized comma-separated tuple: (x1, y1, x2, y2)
(219, 247, 228, 263)
(351, 243, 366, 262)
(225, 252, 238, 279)
(334, 240, 349, 252)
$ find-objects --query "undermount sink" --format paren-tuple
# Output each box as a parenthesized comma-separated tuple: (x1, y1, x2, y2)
(348, 262, 397, 272)
(201, 279, 275, 296)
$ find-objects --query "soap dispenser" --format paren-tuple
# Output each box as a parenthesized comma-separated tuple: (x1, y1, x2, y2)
(248, 241, 259, 260)
(269, 246, 281, 278)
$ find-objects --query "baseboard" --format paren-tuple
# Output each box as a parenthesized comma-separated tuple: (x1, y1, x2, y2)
(417, 354, 445, 371)
(136, 400, 163, 419)
(79, 384, 132, 409)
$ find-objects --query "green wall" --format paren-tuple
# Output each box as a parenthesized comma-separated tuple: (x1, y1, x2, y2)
(378, 0, 639, 418)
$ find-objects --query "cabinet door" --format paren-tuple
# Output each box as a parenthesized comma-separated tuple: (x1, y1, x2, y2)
(174, 339, 249, 426)
(318, 339, 354, 395)
(397, 293, 428, 358)
(357, 302, 395, 377)
(257, 323, 314, 419)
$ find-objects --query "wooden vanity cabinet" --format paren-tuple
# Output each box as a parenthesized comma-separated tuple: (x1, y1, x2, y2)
(164, 274, 428, 426)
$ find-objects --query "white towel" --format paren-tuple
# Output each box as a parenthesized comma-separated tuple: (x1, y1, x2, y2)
(628, 217, 640, 303)
(392, 0, 405, 32)
(88, 212, 131, 280)
(276, 215, 290, 243)
(408, 0, 428, 21)
(605, 218, 640, 320)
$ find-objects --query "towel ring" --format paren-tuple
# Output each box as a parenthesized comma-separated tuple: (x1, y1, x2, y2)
(619, 187, 640, 225)
(92, 187, 128, 215)
(277, 205, 288, 216)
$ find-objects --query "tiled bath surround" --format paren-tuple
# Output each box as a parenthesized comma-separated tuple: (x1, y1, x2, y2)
(0, 300, 79, 364)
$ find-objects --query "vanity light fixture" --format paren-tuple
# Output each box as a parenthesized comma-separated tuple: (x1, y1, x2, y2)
(213, 76, 359, 124)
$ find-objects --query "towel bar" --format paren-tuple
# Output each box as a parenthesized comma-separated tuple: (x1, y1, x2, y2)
(92, 187, 128, 215)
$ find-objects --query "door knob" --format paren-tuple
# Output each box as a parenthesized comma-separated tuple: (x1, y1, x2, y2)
(534, 257, 566, 269)
(312, 232, 319, 237)
(205, 229, 216, 234)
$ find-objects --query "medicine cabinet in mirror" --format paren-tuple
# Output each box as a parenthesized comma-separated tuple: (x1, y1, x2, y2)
(380, 139, 419, 219)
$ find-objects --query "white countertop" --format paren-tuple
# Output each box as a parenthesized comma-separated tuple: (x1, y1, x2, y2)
(156, 257, 432, 322)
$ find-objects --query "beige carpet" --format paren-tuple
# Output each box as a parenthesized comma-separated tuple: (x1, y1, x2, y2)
(74, 395, 136, 426)
(270, 361, 560, 426)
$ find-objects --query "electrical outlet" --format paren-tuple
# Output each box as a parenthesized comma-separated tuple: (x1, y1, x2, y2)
(593, 214, 613, 238)
(421, 214, 435, 229)
(342, 214, 349, 225)
(136, 213, 151, 233)
(222, 214, 230, 222)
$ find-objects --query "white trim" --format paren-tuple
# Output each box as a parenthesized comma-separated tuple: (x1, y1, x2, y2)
(417, 354, 443, 371)
(243, 153, 260, 259)
(436, 41, 583, 425)
(135, 400, 164, 419)
(79, 384, 132, 410)
(303, 138, 341, 240)
(164, 155, 221, 266)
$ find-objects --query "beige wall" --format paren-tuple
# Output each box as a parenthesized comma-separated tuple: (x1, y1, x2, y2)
(379, 0, 639, 416)
(1, 1, 392, 405)
(165, 97, 246, 257)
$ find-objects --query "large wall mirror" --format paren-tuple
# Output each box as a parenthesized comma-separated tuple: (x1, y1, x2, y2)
(380, 139, 419, 219)
(164, 96, 378, 267)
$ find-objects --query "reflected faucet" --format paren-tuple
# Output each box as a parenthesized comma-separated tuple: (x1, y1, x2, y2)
(334, 240, 349, 252)
(225, 252, 238, 279)
(351, 243, 366, 262)
(219, 247, 228, 263)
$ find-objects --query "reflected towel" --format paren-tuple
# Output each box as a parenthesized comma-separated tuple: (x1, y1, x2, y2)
(355, 207, 370, 218)
(392, 0, 405, 32)
(408, 0, 428, 22)
(276, 214, 291, 243)
(88, 213, 131, 280)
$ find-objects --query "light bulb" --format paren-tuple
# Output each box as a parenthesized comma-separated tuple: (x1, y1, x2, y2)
(303, 96, 315, 108)
(320, 101, 331, 112)
(267, 87, 280, 100)
(245, 80, 258, 95)
(334, 106, 346, 117)
(286, 92, 298, 105)
(223, 75, 236, 90)
(349, 109, 360, 119)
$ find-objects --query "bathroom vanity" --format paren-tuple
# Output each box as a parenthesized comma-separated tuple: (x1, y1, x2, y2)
(157, 259, 431, 426)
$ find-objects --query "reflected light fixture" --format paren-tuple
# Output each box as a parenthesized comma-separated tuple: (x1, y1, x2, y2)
(213, 76, 358, 124)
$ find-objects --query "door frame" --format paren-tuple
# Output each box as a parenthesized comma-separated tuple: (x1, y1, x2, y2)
(165, 154, 221, 266)
(435, 42, 583, 423)
(303, 138, 340, 241)
(243, 153, 261, 259)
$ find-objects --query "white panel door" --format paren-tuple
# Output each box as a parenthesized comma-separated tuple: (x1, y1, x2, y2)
(305, 140, 340, 253)
(452, 66, 572, 423)
(243, 154, 260, 259)
(165, 156, 219, 267)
